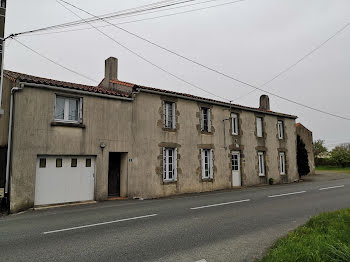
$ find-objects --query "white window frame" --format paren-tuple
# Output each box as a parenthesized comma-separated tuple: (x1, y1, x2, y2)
(258, 152, 265, 176)
(163, 147, 177, 182)
(256, 117, 263, 137)
(54, 95, 82, 123)
(201, 149, 214, 179)
(200, 107, 211, 132)
(231, 113, 239, 135)
(278, 120, 284, 139)
(163, 101, 176, 129)
(279, 152, 286, 175)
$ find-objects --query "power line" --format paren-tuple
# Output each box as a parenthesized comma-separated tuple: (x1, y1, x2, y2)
(56, 0, 229, 102)
(9, 0, 199, 38)
(11, 37, 98, 84)
(232, 20, 350, 102)
(20, 0, 241, 38)
(58, 0, 350, 121)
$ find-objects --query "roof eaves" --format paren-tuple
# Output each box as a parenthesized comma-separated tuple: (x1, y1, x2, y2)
(137, 86, 297, 119)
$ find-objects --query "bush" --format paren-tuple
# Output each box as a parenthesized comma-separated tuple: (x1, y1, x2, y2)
(330, 144, 350, 168)
(315, 158, 337, 167)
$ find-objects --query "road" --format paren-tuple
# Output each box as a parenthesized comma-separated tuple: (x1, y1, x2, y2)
(0, 172, 349, 262)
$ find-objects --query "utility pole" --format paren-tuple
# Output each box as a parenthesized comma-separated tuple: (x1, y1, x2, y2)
(0, 0, 6, 115)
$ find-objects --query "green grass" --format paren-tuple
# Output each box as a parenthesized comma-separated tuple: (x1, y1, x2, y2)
(261, 208, 350, 262)
(316, 166, 350, 174)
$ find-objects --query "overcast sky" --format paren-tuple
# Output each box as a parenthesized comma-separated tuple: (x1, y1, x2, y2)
(4, 0, 350, 148)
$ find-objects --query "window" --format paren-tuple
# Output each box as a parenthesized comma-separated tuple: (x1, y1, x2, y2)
(1, 0, 6, 8)
(55, 96, 82, 123)
(163, 101, 176, 129)
(163, 148, 177, 182)
(278, 120, 284, 139)
(258, 152, 265, 176)
(200, 107, 211, 132)
(256, 117, 263, 137)
(232, 153, 240, 171)
(280, 152, 286, 175)
(201, 149, 214, 179)
(86, 158, 91, 167)
(231, 113, 239, 135)
(56, 158, 62, 168)
(39, 158, 46, 168)
(71, 158, 77, 167)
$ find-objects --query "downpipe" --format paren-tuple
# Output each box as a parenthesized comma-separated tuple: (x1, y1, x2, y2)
(4, 86, 23, 212)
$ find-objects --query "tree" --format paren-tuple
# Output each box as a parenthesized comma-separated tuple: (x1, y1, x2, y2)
(297, 135, 310, 177)
(330, 144, 350, 168)
(313, 139, 328, 159)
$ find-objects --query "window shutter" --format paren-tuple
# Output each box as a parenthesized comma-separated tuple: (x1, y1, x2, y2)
(200, 108, 204, 131)
(208, 109, 211, 132)
(209, 149, 214, 178)
(163, 147, 166, 180)
(172, 102, 176, 129)
(79, 98, 83, 123)
(201, 149, 205, 178)
(163, 101, 166, 127)
(257, 118, 262, 137)
(174, 148, 178, 181)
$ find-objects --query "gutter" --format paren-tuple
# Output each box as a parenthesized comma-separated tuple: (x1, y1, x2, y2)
(19, 82, 134, 101)
(5, 86, 23, 196)
(136, 87, 297, 119)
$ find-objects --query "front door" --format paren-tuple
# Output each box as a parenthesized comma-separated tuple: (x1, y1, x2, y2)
(108, 153, 120, 197)
(232, 152, 241, 187)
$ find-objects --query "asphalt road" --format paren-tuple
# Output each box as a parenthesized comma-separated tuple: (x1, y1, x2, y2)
(0, 172, 349, 262)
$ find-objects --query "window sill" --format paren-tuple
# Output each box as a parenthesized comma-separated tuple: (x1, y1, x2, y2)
(163, 180, 177, 185)
(162, 127, 177, 132)
(51, 121, 86, 128)
(280, 173, 287, 176)
(258, 174, 265, 177)
(202, 178, 213, 182)
(201, 131, 212, 135)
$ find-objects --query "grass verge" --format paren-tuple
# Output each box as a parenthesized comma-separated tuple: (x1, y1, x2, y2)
(316, 166, 350, 174)
(261, 208, 350, 262)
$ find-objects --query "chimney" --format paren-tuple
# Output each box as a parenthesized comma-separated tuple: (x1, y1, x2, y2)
(259, 95, 270, 111)
(101, 57, 133, 94)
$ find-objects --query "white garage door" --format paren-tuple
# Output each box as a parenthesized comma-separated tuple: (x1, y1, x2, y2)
(35, 156, 95, 206)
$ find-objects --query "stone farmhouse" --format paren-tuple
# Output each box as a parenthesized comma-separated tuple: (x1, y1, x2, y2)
(0, 57, 299, 213)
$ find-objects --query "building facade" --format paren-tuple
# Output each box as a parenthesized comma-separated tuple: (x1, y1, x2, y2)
(0, 57, 299, 213)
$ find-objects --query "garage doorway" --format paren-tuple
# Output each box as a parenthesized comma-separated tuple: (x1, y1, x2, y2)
(108, 153, 121, 197)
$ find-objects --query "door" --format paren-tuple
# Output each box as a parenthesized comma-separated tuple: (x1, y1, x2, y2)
(35, 156, 95, 206)
(232, 152, 241, 187)
(108, 152, 120, 196)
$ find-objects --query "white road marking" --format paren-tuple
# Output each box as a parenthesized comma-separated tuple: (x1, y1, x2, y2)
(42, 214, 158, 235)
(319, 185, 345, 191)
(268, 191, 306, 198)
(190, 199, 250, 210)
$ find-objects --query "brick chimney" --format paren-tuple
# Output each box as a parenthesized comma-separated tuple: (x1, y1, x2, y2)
(101, 57, 133, 94)
(259, 95, 270, 111)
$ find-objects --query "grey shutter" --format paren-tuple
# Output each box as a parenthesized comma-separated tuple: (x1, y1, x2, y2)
(201, 149, 205, 178)
(163, 147, 166, 180)
(79, 98, 83, 123)
(208, 109, 211, 132)
(163, 101, 166, 127)
(200, 108, 204, 131)
(174, 148, 178, 181)
(172, 102, 176, 129)
(209, 149, 214, 179)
